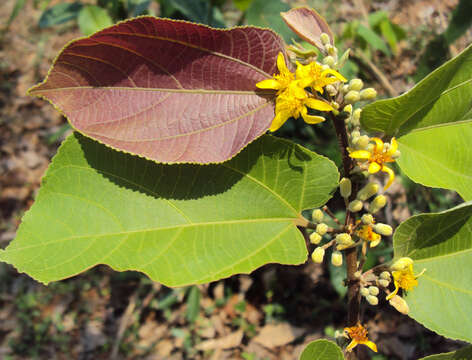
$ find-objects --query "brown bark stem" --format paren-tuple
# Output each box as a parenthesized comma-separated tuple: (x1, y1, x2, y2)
(330, 113, 361, 330)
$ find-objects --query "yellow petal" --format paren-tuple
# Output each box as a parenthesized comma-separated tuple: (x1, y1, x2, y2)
(369, 162, 382, 174)
(360, 340, 378, 352)
(350, 150, 372, 160)
(256, 79, 281, 90)
(346, 339, 358, 352)
(276, 52, 288, 74)
(305, 98, 334, 111)
(371, 137, 384, 153)
(381, 165, 395, 189)
(298, 77, 313, 88)
(290, 83, 308, 99)
(321, 68, 347, 82)
(387, 137, 398, 155)
(304, 114, 326, 124)
(269, 110, 290, 132)
(370, 238, 381, 248)
(386, 284, 399, 300)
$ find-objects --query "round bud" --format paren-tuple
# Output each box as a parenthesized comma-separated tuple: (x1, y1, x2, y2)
(356, 135, 370, 149)
(335, 233, 353, 245)
(380, 271, 391, 280)
(361, 214, 374, 225)
(344, 90, 360, 104)
(316, 223, 329, 236)
(312, 247, 325, 263)
(352, 108, 362, 125)
(357, 183, 379, 201)
(389, 295, 409, 314)
(354, 270, 362, 279)
(351, 130, 361, 139)
(343, 104, 353, 114)
(309, 232, 322, 245)
(325, 84, 337, 96)
(327, 44, 337, 57)
(331, 251, 343, 267)
(373, 223, 393, 236)
(360, 287, 369, 297)
(323, 55, 336, 67)
(339, 177, 352, 198)
(341, 84, 350, 94)
(349, 78, 364, 91)
(391, 257, 413, 271)
(320, 33, 330, 45)
(312, 209, 324, 223)
(368, 286, 379, 296)
(321, 64, 330, 72)
(348, 199, 363, 213)
(378, 279, 390, 288)
(360, 88, 377, 100)
(366, 295, 379, 306)
(369, 195, 387, 214)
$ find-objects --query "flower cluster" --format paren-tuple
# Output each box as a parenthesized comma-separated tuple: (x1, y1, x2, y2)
(256, 51, 346, 131)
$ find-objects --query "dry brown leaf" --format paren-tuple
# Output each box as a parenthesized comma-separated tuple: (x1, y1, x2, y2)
(195, 330, 243, 351)
(253, 323, 304, 349)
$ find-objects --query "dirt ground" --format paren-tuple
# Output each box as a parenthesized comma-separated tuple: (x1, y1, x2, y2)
(0, 0, 470, 359)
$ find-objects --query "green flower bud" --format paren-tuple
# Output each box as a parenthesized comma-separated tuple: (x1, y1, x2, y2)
(341, 84, 350, 93)
(326, 44, 337, 57)
(344, 90, 360, 104)
(339, 177, 352, 198)
(348, 199, 363, 212)
(323, 55, 336, 67)
(378, 279, 390, 288)
(331, 251, 343, 267)
(389, 295, 409, 314)
(361, 214, 374, 225)
(373, 223, 393, 236)
(357, 183, 379, 201)
(351, 130, 360, 138)
(312, 247, 325, 263)
(360, 88, 377, 100)
(368, 286, 379, 296)
(349, 78, 364, 91)
(360, 287, 370, 297)
(391, 257, 413, 271)
(337, 48, 350, 69)
(366, 294, 379, 306)
(320, 33, 330, 45)
(353, 108, 362, 121)
(356, 135, 370, 149)
(369, 195, 387, 214)
(312, 209, 324, 223)
(316, 223, 329, 236)
(380, 271, 391, 280)
(309, 232, 322, 245)
(325, 84, 337, 96)
(335, 233, 353, 245)
(343, 104, 353, 114)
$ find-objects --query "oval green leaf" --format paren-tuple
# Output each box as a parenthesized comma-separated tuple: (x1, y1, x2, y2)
(78, 5, 113, 36)
(361, 45, 472, 199)
(419, 345, 472, 359)
(0, 133, 339, 286)
(393, 202, 472, 342)
(299, 339, 344, 360)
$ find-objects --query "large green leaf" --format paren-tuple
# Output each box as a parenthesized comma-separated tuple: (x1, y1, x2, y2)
(397, 122, 472, 200)
(361, 45, 472, 199)
(361, 45, 472, 135)
(393, 202, 472, 342)
(77, 5, 113, 36)
(419, 345, 472, 359)
(245, 0, 292, 42)
(0, 133, 338, 286)
(299, 339, 344, 360)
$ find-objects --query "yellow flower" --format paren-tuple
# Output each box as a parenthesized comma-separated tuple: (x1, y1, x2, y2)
(386, 257, 425, 300)
(269, 82, 333, 132)
(349, 137, 398, 190)
(344, 323, 377, 353)
(256, 52, 294, 94)
(295, 61, 346, 94)
(356, 224, 381, 248)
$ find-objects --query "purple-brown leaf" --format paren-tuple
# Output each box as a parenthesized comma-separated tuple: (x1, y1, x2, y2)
(29, 17, 285, 163)
(281, 7, 333, 50)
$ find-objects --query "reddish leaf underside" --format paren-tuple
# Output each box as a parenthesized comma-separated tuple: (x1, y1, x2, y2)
(281, 7, 333, 50)
(30, 17, 285, 163)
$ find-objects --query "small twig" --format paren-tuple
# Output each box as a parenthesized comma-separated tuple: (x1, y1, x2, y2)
(323, 205, 342, 226)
